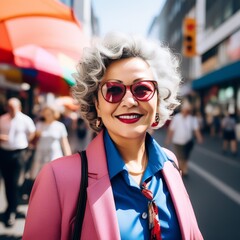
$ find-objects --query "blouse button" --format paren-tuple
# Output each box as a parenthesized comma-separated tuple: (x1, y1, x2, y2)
(141, 212, 148, 219)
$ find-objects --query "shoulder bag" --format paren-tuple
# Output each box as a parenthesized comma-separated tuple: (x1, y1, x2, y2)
(72, 150, 88, 240)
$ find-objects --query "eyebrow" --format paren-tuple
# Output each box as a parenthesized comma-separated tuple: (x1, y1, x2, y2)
(102, 78, 151, 84)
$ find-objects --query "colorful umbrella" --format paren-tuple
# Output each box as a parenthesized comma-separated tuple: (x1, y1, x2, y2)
(14, 44, 76, 89)
(0, 63, 70, 95)
(0, 0, 88, 92)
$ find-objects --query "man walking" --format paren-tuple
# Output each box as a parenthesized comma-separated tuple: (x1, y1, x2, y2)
(165, 100, 203, 177)
(0, 98, 36, 227)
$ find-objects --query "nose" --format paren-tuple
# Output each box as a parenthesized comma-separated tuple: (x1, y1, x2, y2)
(121, 87, 138, 107)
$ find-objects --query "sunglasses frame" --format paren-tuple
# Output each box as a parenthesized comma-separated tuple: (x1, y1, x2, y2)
(100, 80, 158, 103)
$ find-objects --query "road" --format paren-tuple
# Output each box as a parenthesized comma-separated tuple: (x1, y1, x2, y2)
(0, 128, 240, 239)
(153, 128, 240, 240)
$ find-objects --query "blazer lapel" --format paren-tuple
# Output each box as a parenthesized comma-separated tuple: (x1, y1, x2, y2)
(86, 131, 121, 240)
(162, 161, 191, 239)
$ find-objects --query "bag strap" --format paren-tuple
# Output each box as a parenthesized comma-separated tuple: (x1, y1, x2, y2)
(72, 150, 88, 240)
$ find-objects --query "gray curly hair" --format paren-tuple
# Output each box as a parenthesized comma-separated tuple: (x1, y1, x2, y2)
(72, 32, 181, 133)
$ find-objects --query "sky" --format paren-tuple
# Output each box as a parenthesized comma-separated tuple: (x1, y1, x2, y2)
(92, 0, 165, 37)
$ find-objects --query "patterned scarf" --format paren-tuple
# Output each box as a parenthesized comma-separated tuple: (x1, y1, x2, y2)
(141, 180, 162, 240)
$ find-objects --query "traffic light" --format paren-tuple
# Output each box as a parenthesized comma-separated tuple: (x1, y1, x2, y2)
(183, 18, 197, 57)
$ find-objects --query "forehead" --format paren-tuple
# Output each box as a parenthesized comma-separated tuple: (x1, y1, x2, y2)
(8, 99, 20, 109)
(103, 57, 154, 83)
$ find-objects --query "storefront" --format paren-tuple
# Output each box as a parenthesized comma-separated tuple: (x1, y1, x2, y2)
(192, 60, 240, 138)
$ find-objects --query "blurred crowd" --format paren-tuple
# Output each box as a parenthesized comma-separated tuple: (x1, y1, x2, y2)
(0, 96, 94, 228)
(199, 105, 238, 157)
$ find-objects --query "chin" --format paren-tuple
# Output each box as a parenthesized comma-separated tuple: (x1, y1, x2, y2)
(110, 126, 148, 140)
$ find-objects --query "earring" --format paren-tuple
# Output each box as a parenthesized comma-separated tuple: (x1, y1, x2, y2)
(96, 117, 102, 128)
(151, 113, 160, 127)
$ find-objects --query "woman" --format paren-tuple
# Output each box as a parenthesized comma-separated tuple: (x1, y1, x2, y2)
(30, 105, 72, 179)
(23, 33, 203, 240)
(221, 111, 238, 156)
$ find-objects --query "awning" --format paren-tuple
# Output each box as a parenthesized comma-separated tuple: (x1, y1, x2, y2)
(0, 74, 30, 91)
(192, 60, 240, 90)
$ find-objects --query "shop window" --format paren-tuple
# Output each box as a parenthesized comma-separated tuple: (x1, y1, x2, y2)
(218, 86, 234, 103)
(218, 89, 226, 103)
(202, 46, 218, 62)
(218, 86, 235, 115)
(225, 86, 234, 99)
(237, 88, 240, 112)
(223, 1, 233, 21)
(228, 100, 235, 114)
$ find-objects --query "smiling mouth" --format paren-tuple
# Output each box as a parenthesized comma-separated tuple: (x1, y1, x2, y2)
(116, 114, 143, 123)
(118, 114, 141, 119)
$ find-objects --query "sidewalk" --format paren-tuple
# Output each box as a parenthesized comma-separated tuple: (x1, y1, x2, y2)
(0, 129, 239, 239)
(0, 179, 27, 239)
(0, 130, 93, 239)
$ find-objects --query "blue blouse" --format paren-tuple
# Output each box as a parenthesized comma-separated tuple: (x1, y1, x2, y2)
(104, 130, 181, 240)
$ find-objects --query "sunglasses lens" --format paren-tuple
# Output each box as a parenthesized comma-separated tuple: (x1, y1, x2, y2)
(132, 81, 155, 101)
(101, 82, 125, 103)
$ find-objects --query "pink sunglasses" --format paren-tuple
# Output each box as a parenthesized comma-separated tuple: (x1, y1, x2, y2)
(100, 80, 157, 103)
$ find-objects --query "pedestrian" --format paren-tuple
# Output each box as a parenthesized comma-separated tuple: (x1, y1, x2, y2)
(165, 99, 203, 176)
(23, 32, 203, 240)
(221, 111, 238, 156)
(194, 110, 204, 134)
(0, 98, 36, 227)
(210, 111, 221, 137)
(29, 105, 72, 180)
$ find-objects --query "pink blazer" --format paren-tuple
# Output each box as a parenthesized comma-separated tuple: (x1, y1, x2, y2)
(23, 131, 203, 240)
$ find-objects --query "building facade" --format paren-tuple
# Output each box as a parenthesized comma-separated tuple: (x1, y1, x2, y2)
(149, 0, 240, 136)
(59, 0, 99, 36)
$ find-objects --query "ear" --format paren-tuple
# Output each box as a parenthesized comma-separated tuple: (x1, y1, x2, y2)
(94, 98, 101, 117)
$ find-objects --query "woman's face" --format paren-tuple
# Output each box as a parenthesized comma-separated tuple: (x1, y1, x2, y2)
(42, 108, 55, 122)
(95, 57, 158, 141)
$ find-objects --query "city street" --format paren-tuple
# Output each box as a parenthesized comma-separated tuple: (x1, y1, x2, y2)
(153, 128, 240, 240)
(0, 0, 239, 239)
(0, 129, 240, 239)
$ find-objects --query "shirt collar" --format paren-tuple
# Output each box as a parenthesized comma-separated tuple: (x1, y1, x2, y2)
(104, 130, 125, 179)
(104, 130, 170, 180)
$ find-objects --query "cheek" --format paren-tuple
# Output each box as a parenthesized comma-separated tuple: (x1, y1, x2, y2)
(95, 93, 105, 117)
(150, 103, 159, 122)
(97, 96, 116, 118)
(149, 95, 159, 114)
(150, 107, 157, 122)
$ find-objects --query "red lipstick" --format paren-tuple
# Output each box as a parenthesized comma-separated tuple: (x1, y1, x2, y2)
(116, 114, 142, 124)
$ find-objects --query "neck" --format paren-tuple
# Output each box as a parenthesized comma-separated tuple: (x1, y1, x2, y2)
(45, 119, 55, 124)
(112, 134, 146, 160)
(10, 111, 18, 118)
(109, 132, 148, 174)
